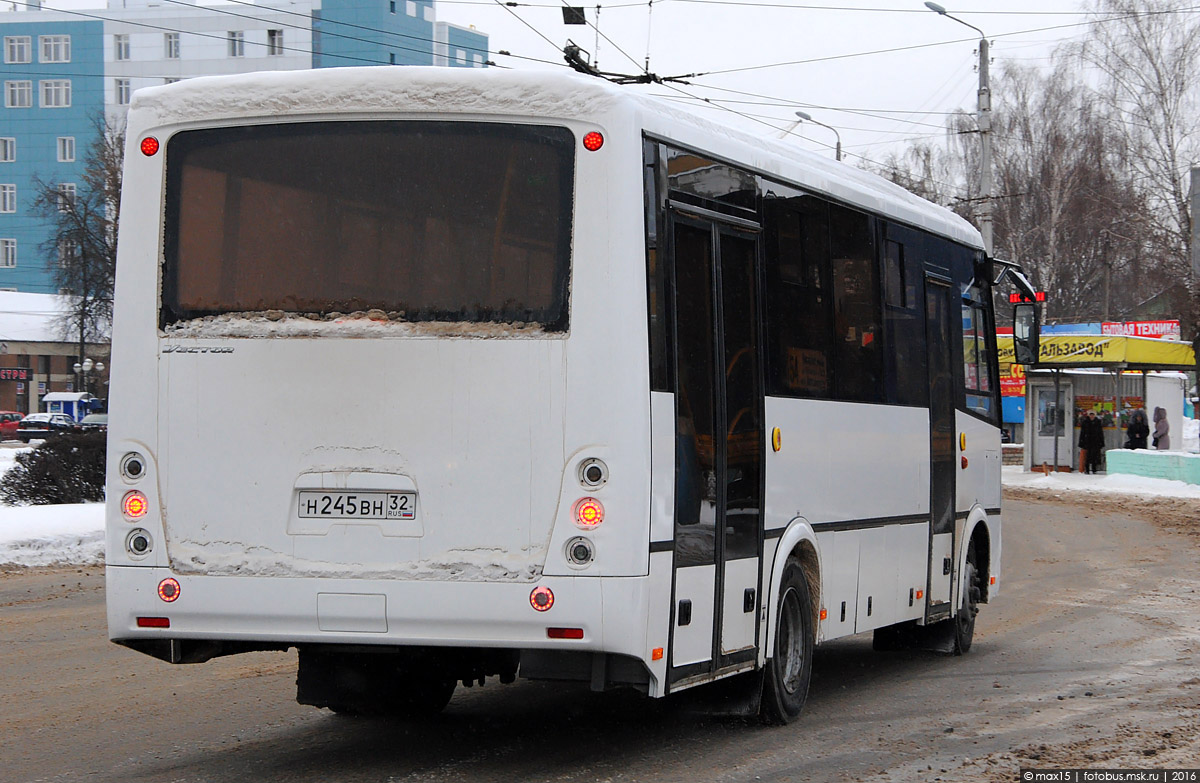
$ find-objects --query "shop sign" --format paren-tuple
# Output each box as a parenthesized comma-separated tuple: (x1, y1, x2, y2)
(1101, 320, 1181, 339)
(0, 368, 29, 381)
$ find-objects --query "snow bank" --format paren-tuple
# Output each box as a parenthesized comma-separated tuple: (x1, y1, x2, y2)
(0, 446, 105, 567)
(1002, 464, 1200, 500)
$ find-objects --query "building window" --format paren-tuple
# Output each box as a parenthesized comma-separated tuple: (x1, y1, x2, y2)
(473, 53, 483, 67)
(164, 77, 180, 85)
(389, 0, 396, 12)
(57, 240, 77, 267)
(164, 32, 180, 59)
(0, 184, 14, 213)
(57, 136, 74, 162)
(57, 183, 76, 212)
(5, 36, 31, 64)
(227, 31, 244, 57)
(267, 29, 283, 55)
(0, 239, 15, 268)
(0, 138, 13, 162)
(406, 1, 416, 15)
(5, 81, 32, 109)
(455, 48, 466, 65)
(40, 80, 71, 108)
(389, 53, 396, 65)
(114, 34, 130, 61)
(39, 35, 71, 63)
(423, 5, 434, 21)
(115, 78, 131, 105)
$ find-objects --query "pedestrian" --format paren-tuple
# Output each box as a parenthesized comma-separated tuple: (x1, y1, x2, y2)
(1079, 408, 1105, 474)
(1125, 409, 1149, 449)
(1152, 406, 1170, 450)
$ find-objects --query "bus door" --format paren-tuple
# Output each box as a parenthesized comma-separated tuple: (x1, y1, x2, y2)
(666, 205, 764, 687)
(924, 276, 956, 615)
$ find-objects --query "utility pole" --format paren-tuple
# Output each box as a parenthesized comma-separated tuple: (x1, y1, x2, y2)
(977, 35, 992, 256)
(926, 2, 992, 256)
(1191, 166, 1198, 280)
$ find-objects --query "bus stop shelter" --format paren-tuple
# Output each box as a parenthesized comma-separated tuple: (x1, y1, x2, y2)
(997, 334, 1195, 471)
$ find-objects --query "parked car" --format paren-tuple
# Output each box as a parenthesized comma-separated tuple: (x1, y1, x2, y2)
(0, 411, 23, 441)
(79, 413, 108, 432)
(16, 413, 80, 442)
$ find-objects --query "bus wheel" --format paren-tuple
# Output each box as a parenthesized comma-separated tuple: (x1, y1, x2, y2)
(954, 545, 981, 655)
(760, 559, 814, 725)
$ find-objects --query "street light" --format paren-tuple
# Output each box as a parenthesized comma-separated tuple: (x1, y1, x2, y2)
(780, 110, 842, 162)
(925, 1, 993, 255)
(794, 111, 842, 162)
(73, 357, 105, 395)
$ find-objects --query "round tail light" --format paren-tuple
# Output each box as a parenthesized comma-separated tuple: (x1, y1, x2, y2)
(530, 586, 554, 612)
(157, 578, 180, 602)
(122, 490, 148, 520)
(573, 497, 604, 528)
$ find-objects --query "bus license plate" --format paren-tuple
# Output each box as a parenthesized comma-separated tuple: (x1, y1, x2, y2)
(298, 491, 416, 520)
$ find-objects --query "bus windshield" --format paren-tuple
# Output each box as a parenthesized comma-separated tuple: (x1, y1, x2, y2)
(162, 121, 575, 330)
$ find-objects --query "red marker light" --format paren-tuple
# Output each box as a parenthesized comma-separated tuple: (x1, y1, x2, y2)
(573, 497, 604, 528)
(157, 578, 180, 603)
(582, 131, 604, 151)
(530, 586, 554, 612)
(140, 136, 159, 156)
(547, 627, 583, 639)
(137, 616, 170, 628)
(122, 490, 148, 519)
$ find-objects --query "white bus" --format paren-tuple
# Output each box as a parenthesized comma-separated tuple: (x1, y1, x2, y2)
(106, 66, 1038, 723)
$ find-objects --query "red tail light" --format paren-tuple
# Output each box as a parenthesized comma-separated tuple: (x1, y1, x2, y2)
(137, 617, 170, 628)
(573, 497, 604, 528)
(122, 491, 148, 519)
(547, 627, 583, 639)
(529, 586, 554, 612)
(157, 578, 180, 602)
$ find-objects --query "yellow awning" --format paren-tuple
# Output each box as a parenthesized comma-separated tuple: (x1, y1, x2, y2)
(997, 334, 1195, 370)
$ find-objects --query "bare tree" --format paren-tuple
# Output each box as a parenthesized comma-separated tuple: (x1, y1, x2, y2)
(1073, 0, 1199, 267)
(33, 114, 125, 369)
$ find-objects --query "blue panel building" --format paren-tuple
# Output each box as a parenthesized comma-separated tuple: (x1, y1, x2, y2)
(0, 18, 104, 293)
(0, 0, 486, 293)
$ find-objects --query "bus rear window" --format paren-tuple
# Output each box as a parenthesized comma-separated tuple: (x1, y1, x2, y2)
(162, 121, 575, 330)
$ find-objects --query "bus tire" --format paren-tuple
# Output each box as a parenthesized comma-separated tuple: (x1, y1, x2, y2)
(954, 542, 981, 655)
(760, 558, 814, 725)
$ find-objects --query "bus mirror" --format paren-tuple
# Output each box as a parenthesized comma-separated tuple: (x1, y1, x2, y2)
(1013, 304, 1039, 365)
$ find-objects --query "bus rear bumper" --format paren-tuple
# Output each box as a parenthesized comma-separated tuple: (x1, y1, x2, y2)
(106, 565, 649, 659)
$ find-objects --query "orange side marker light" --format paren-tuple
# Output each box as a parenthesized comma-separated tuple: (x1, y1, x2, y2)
(819, 608, 828, 621)
(916, 590, 924, 600)
(990, 576, 996, 585)
(651, 647, 664, 661)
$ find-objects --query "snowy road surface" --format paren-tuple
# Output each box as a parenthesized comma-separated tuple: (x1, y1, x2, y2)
(3, 488, 1200, 782)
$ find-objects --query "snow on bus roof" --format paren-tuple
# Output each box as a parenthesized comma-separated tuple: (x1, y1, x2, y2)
(129, 66, 981, 249)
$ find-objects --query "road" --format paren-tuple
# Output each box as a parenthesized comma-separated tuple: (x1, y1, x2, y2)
(3, 489, 1200, 783)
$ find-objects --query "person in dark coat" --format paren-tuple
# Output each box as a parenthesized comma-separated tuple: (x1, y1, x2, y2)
(1079, 409, 1105, 474)
(1125, 409, 1149, 449)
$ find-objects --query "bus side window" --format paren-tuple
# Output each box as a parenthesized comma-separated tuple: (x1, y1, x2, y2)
(829, 205, 882, 403)
(763, 196, 832, 399)
(881, 229, 928, 408)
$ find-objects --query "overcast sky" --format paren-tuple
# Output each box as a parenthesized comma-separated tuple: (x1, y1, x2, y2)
(434, 0, 1098, 168)
(6, 0, 1102, 169)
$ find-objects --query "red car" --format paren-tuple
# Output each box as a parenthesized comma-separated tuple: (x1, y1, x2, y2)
(0, 411, 23, 441)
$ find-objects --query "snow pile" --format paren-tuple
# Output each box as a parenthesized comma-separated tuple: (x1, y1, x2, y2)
(1002, 464, 1200, 500)
(0, 447, 105, 568)
(1183, 417, 1199, 453)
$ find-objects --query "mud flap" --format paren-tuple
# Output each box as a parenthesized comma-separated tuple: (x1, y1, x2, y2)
(872, 619, 956, 654)
(670, 670, 764, 718)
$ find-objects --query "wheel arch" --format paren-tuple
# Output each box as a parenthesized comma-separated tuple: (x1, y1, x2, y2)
(960, 506, 993, 605)
(764, 518, 821, 659)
